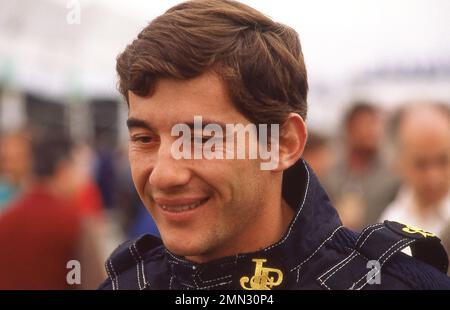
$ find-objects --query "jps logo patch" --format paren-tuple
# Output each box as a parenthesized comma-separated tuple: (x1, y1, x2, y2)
(402, 224, 436, 238)
(384, 220, 438, 240)
(240, 259, 283, 290)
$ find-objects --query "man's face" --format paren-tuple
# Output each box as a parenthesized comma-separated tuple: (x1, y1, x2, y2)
(347, 111, 383, 156)
(399, 119, 450, 206)
(0, 133, 31, 185)
(127, 72, 274, 262)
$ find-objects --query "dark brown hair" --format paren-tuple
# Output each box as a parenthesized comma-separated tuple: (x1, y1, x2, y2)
(116, 0, 308, 125)
(343, 101, 380, 128)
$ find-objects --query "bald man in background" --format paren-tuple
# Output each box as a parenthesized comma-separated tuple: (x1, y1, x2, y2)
(379, 102, 450, 236)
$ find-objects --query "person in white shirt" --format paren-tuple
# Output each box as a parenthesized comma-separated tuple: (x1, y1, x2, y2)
(379, 102, 450, 237)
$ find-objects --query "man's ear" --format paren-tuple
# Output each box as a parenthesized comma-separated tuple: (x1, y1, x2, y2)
(273, 113, 308, 172)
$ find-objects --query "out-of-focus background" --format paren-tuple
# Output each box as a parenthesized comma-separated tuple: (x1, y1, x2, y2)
(0, 0, 449, 289)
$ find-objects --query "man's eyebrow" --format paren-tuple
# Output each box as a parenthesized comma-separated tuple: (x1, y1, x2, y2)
(126, 118, 155, 131)
(127, 117, 229, 132)
(185, 119, 228, 132)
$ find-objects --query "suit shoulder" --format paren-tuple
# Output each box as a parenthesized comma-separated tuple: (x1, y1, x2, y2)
(383, 251, 450, 289)
(98, 234, 166, 290)
(316, 221, 450, 290)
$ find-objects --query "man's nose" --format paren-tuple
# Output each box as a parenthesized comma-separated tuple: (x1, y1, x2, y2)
(149, 140, 191, 191)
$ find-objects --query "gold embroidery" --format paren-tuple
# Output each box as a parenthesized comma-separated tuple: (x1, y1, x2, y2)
(402, 224, 435, 238)
(240, 259, 283, 290)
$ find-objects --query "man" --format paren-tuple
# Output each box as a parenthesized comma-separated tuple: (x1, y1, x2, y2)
(324, 102, 399, 230)
(379, 103, 450, 236)
(302, 131, 332, 181)
(99, 0, 450, 290)
(0, 132, 105, 289)
(0, 130, 32, 210)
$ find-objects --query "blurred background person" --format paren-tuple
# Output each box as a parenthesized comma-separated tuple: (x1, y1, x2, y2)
(0, 130, 32, 210)
(379, 102, 450, 236)
(324, 102, 399, 230)
(0, 131, 105, 289)
(303, 131, 333, 181)
(71, 143, 104, 219)
(114, 147, 160, 239)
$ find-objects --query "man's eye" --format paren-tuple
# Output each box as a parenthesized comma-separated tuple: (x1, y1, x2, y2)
(193, 136, 213, 144)
(131, 136, 153, 144)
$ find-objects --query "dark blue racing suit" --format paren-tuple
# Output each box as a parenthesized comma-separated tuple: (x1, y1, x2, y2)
(98, 160, 450, 290)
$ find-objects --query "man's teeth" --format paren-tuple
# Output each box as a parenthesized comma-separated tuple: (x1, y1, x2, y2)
(160, 199, 206, 212)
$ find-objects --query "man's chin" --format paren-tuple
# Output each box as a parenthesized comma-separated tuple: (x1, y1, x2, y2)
(166, 243, 228, 264)
(163, 239, 205, 259)
(420, 190, 446, 205)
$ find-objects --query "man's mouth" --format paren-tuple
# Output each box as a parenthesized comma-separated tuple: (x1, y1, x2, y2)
(155, 197, 209, 213)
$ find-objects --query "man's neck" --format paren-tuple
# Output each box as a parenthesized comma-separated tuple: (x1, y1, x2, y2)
(187, 197, 295, 264)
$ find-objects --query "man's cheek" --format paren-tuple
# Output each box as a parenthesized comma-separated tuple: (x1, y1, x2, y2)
(129, 165, 148, 198)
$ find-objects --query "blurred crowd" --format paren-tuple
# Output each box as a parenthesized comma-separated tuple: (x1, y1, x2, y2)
(0, 123, 159, 289)
(0, 97, 449, 289)
(304, 100, 450, 272)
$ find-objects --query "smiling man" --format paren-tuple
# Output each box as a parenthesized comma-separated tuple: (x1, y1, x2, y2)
(125, 72, 297, 264)
(99, 0, 450, 290)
